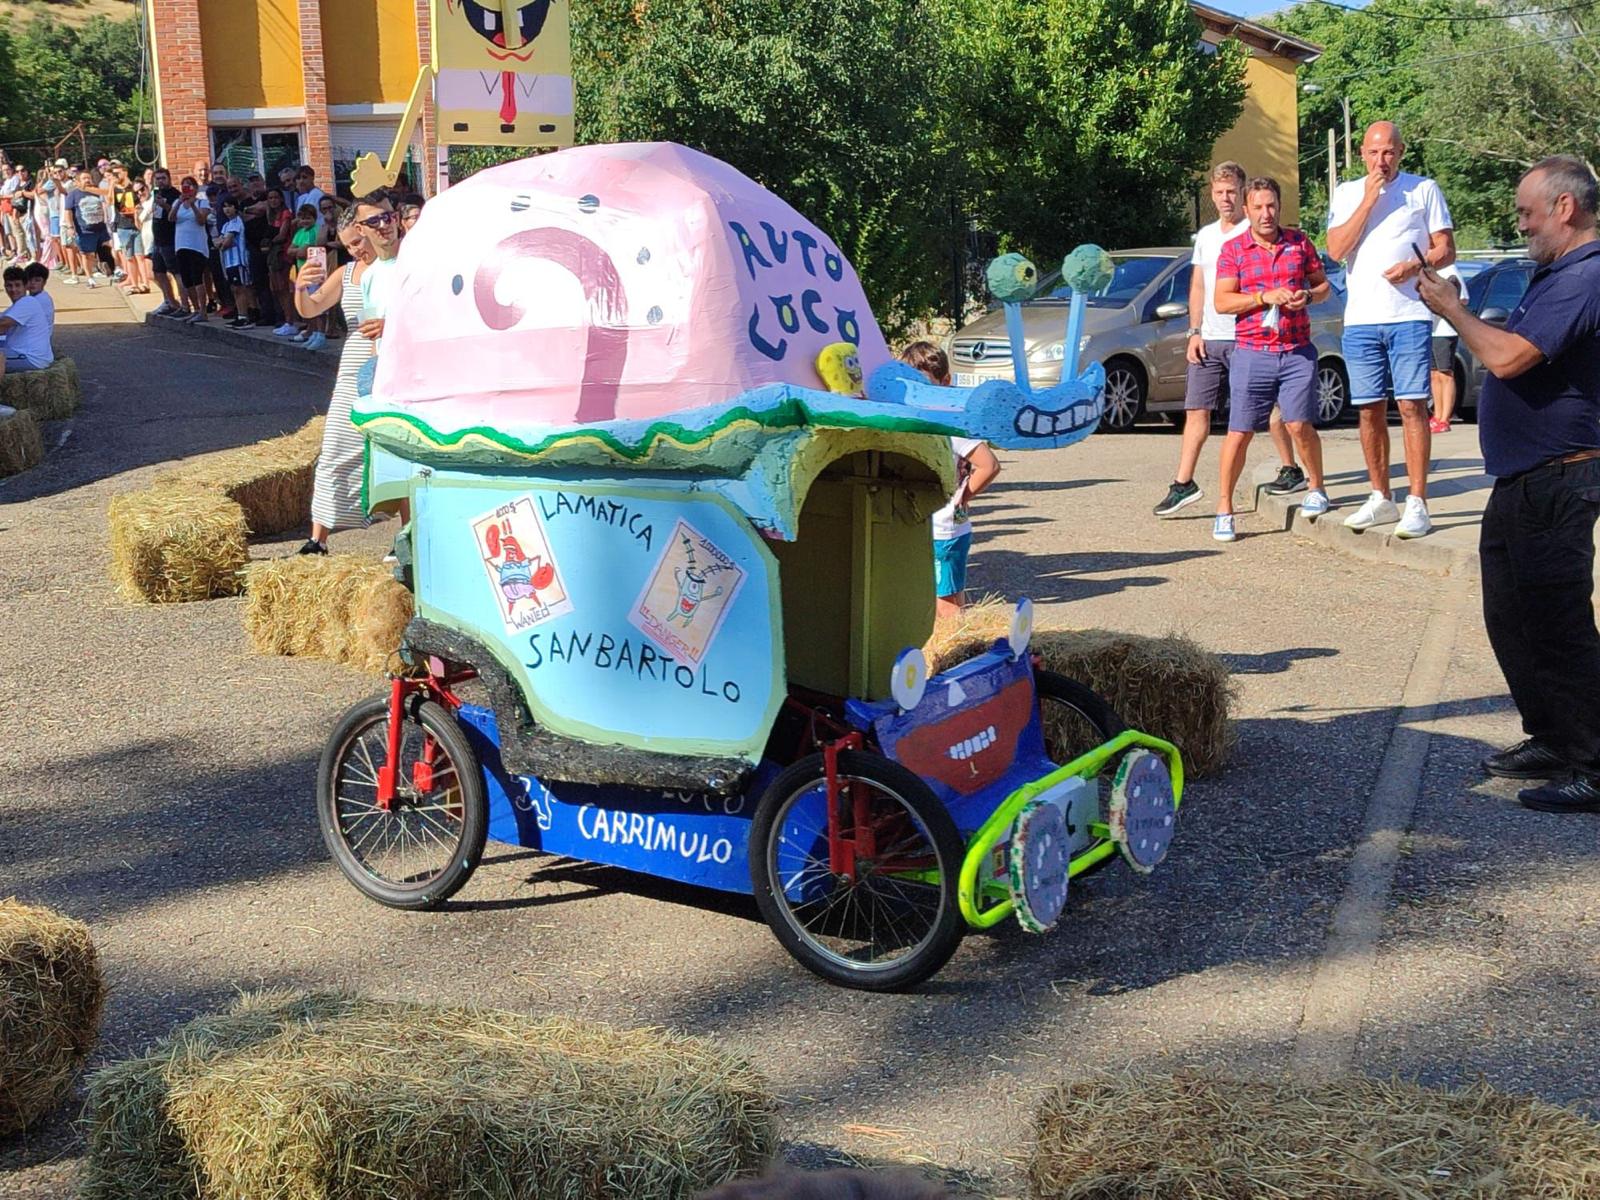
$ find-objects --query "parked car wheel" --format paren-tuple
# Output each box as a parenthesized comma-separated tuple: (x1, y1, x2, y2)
(1315, 358, 1349, 427)
(1099, 359, 1146, 432)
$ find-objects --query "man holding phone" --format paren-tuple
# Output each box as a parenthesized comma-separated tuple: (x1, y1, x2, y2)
(1418, 156, 1600, 813)
(1326, 121, 1455, 538)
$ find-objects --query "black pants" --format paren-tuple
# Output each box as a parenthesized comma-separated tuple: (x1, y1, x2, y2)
(1481, 455, 1600, 774)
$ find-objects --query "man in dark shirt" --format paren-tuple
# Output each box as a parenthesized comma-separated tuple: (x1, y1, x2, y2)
(1419, 155, 1600, 813)
(148, 167, 184, 316)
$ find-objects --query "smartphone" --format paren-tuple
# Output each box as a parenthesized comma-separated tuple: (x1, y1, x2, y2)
(305, 246, 326, 274)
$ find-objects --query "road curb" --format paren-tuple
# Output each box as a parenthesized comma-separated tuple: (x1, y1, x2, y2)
(1250, 464, 1479, 580)
(143, 311, 340, 376)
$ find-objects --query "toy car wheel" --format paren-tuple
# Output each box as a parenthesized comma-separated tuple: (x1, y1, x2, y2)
(318, 695, 488, 911)
(1034, 670, 1126, 763)
(749, 750, 967, 992)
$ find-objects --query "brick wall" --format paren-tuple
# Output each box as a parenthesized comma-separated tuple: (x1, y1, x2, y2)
(297, 0, 333, 184)
(149, 0, 210, 173)
(414, 0, 438, 194)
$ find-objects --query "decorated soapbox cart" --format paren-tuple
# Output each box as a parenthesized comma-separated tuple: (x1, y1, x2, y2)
(319, 143, 1182, 990)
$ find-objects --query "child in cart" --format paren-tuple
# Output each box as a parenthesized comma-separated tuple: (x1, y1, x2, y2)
(900, 341, 1001, 618)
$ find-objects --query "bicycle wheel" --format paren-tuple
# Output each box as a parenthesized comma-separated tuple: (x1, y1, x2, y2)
(749, 750, 967, 991)
(317, 695, 488, 911)
(1035, 670, 1125, 764)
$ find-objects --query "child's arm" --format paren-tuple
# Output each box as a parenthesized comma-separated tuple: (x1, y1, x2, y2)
(964, 443, 1001, 499)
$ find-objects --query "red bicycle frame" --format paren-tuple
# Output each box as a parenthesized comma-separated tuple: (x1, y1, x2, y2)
(374, 658, 477, 809)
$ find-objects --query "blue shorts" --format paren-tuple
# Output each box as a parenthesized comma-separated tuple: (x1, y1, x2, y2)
(1227, 344, 1318, 433)
(5, 353, 42, 373)
(48, 215, 59, 237)
(933, 533, 971, 597)
(1344, 321, 1432, 404)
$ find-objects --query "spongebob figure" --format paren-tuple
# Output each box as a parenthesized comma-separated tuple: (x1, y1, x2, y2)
(432, 0, 574, 148)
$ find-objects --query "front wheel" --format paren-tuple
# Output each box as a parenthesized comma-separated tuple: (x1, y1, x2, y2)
(1035, 670, 1126, 764)
(318, 695, 488, 910)
(750, 751, 967, 991)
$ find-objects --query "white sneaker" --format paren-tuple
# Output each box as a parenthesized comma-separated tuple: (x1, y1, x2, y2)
(273, 323, 297, 337)
(1301, 489, 1330, 519)
(1344, 490, 1400, 530)
(61, 274, 77, 285)
(1212, 513, 1236, 542)
(1394, 495, 1432, 539)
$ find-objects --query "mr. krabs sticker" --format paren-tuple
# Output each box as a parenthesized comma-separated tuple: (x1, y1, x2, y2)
(630, 519, 745, 664)
(472, 496, 574, 634)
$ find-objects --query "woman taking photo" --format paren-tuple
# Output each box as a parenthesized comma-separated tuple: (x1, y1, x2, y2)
(293, 197, 399, 554)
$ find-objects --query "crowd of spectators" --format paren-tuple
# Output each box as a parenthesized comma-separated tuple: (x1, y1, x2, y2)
(0, 149, 425, 353)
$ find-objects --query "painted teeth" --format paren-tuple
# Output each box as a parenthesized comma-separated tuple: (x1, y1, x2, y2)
(946, 725, 999, 760)
(1013, 402, 1101, 438)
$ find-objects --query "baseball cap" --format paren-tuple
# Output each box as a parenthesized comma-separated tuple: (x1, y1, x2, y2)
(53, 158, 67, 168)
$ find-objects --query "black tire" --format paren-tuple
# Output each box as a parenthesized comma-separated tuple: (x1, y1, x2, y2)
(1099, 359, 1146, 432)
(318, 695, 488, 911)
(1315, 358, 1350, 428)
(749, 750, 967, 991)
(1035, 670, 1125, 763)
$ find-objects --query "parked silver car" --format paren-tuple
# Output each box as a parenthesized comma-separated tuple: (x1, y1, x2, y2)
(1447, 256, 1534, 419)
(946, 248, 1351, 431)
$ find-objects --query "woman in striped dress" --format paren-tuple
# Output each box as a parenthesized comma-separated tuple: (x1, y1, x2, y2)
(294, 208, 380, 553)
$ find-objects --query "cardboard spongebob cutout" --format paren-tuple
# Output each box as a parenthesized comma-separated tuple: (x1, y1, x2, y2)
(432, 0, 574, 148)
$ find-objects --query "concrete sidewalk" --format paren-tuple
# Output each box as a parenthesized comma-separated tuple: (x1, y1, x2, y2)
(122, 285, 339, 372)
(1247, 424, 1509, 580)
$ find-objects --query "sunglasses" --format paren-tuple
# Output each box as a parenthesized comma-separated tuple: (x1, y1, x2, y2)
(358, 210, 400, 229)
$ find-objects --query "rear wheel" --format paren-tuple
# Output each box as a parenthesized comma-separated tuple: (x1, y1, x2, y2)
(750, 751, 966, 991)
(1035, 670, 1125, 763)
(1315, 358, 1350, 427)
(318, 696, 488, 910)
(1099, 359, 1146, 432)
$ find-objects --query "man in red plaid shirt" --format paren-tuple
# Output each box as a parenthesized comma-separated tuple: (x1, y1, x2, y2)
(1211, 176, 1333, 542)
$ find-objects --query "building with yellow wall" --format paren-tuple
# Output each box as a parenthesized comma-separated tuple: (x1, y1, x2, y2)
(1193, 5, 1321, 225)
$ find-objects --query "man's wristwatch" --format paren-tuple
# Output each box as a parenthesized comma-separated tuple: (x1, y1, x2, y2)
(1186, 327, 1201, 338)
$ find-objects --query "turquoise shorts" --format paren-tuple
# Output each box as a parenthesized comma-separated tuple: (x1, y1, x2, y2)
(933, 533, 971, 597)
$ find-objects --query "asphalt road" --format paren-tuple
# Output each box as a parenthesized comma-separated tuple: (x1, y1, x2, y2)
(3, 309, 1598, 1197)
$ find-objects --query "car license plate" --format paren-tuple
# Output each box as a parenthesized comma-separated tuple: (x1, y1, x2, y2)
(954, 372, 980, 388)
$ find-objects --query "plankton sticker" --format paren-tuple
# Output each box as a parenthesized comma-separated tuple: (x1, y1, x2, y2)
(472, 496, 574, 634)
(631, 520, 745, 664)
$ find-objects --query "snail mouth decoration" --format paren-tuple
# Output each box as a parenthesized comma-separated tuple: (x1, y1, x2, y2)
(1014, 397, 1102, 439)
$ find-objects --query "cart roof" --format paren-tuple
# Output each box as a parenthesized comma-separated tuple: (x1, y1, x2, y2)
(371, 142, 892, 437)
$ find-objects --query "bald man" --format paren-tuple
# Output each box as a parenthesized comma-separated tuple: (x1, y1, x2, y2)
(1327, 121, 1456, 539)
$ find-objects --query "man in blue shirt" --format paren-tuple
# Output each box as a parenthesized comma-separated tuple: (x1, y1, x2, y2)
(1420, 155, 1600, 814)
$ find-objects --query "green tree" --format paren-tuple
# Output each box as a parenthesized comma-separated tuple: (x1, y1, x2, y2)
(571, 0, 961, 328)
(934, 0, 1247, 262)
(0, 15, 143, 154)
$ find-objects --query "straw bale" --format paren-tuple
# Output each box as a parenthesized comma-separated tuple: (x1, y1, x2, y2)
(81, 990, 778, 1200)
(1030, 1072, 1600, 1199)
(156, 416, 325, 537)
(926, 599, 1235, 776)
(0, 357, 80, 422)
(107, 486, 249, 604)
(0, 898, 104, 1137)
(244, 554, 411, 671)
(0, 407, 43, 476)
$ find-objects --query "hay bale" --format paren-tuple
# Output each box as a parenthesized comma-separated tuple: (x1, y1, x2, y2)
(108, 485, 249, 603)
(0, 357, 80, 422)
(0, 407, 43, 476)
(81, 990, 778, 1200)
(155, 416, 324, 538)
(0, 898, 105, 1137)
(244, 554, 411, 671)
(1030, 1072, 1600, 1199)
(926, 599, 1235, 776)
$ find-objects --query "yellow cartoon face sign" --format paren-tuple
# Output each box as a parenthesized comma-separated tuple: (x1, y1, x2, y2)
(431, 0, 573, 148)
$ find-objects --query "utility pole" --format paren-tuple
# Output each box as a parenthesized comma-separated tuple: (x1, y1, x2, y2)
(1329, 128, 1337, 201)
(1343, 96, 1352, 170)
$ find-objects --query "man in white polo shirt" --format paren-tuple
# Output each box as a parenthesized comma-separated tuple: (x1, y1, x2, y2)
(1156, 161, 1304, 517)
(1326, 121, 1455, 538)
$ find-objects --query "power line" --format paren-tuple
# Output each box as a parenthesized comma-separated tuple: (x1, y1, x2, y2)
(1308, 29, 1586, 80)
(1309, 0, 1600, 21)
